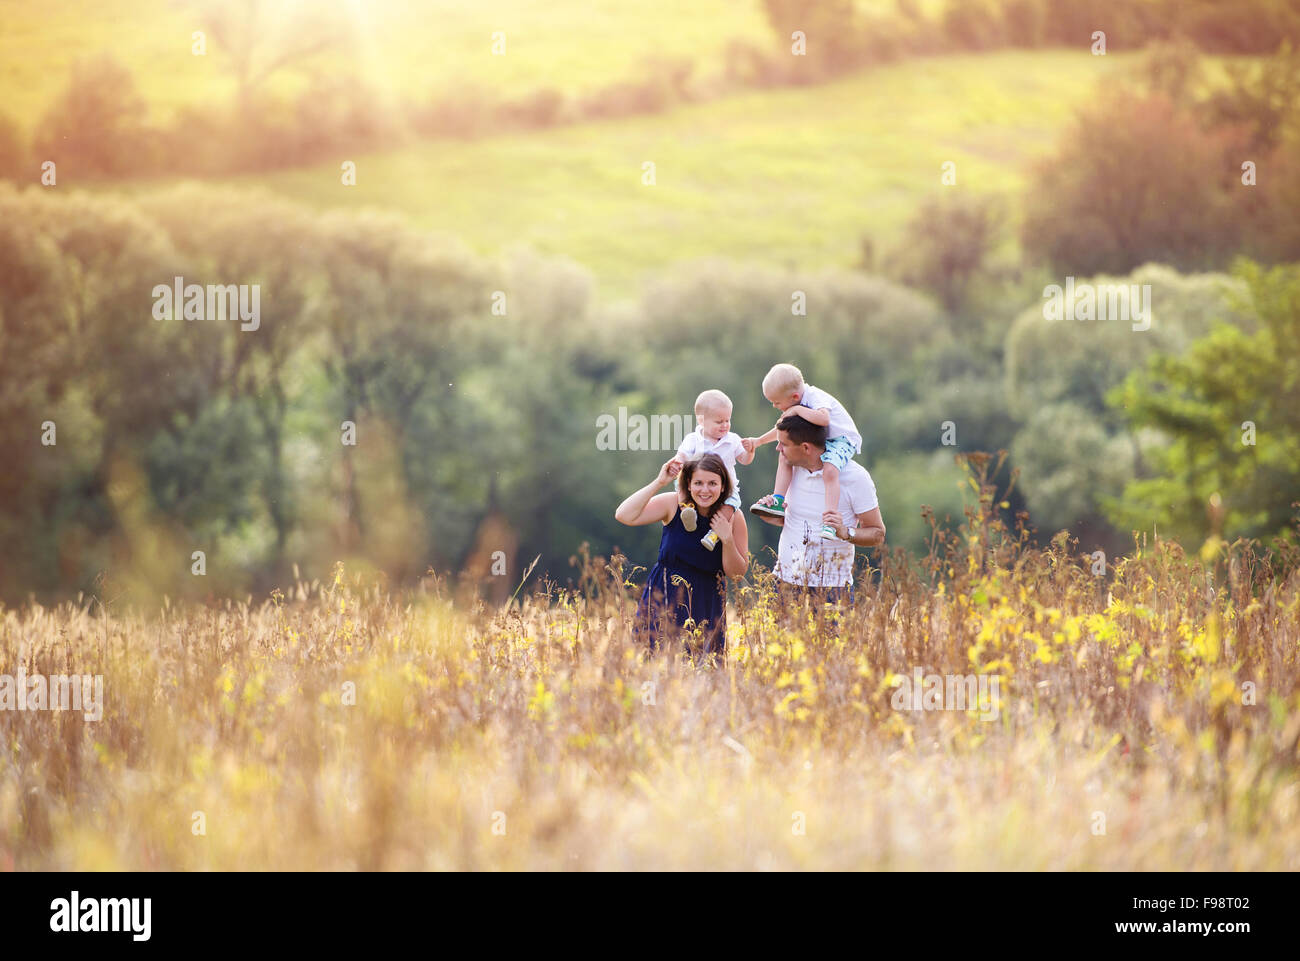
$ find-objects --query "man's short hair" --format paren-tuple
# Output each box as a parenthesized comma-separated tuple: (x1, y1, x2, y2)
(777, 413, 826, 449)
(762, 363, 804, 398)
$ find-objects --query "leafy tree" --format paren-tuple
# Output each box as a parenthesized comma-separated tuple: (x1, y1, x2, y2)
(0, 187, 75, 594)
(1010, 402, 1136, 545)
(136, 184, 323, 577)
(1004, 264, 1252, 547)
(941, 0, 1007, 50)
(760, 0, 863, 78)
(1130, 36, 1206, 106)
(0, 113, 25, 182)
(457, 249, 626, 578)
(185, 0, 343, 116)
(1021, 91, 1247, 275)
(1108, 260, 1300, 543)
(314, 209, 485, 566)
(32, 56, 149, 178)
(1199, 41, 1300, 153)
(1077, 42, 1300, 268)
(0, 186, 179, 596)
(884, 194, 1004, 315)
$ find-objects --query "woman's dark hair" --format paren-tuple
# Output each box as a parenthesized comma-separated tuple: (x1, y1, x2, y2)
(677, 453, 733, 517)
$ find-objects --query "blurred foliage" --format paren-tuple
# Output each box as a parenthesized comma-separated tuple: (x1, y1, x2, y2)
(31, 55, 149, 181)
(1004, 265, 1254, 550)
(1023, 41, 1300, 276)
(884, 194, 1005, 314)
(5, 35, 1300, 600)
(1199, 40, 1300, 153)
(1, 175, 1295, 602)
(1109, 261, 1300, 544)
(1021, 90, 1249, 276)
(0, 113, 24, 182)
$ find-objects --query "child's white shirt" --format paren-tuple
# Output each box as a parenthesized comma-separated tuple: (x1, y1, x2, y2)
(677, 430, 744, 489)
(800, 383, 862, 453)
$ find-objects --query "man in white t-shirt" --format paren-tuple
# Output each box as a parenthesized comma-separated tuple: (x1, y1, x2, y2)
(753, 414, 885, 603)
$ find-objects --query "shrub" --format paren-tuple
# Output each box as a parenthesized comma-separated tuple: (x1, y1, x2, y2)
(761, 0, 866, 79)
(722, 39, 789, 88)
(942, 0, 1008, 51)
(1021, 92, 1246, 275)
(31, 55, 149, 178)
(886, 194, 1005, 313)
(0, 113, 26, 182)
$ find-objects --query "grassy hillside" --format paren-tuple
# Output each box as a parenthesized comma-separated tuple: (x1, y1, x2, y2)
(131, 50, 1130, 303)
(0, 0, 774, 132)
(7, 0, 1227, 304)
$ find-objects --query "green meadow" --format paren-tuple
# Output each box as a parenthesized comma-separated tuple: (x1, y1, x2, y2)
(106, 50, 1132, 303)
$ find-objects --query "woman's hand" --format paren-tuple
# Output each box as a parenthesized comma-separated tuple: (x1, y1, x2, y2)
(718, 511, 748, 577)
(616, 461, 683, 527)
(656, 456, 683, 487)
(710, 512, 733, 545)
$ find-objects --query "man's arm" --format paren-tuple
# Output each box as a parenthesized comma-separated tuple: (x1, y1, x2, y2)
(848, 507, 885, 546)
(823, 507, 885, 546)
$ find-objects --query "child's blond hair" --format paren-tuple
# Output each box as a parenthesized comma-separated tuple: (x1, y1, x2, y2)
(694, 389, 732, 418)
(762, 363, 804, 398)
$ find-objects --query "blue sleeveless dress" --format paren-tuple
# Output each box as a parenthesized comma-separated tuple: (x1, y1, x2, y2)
(634, 505, 727, 655)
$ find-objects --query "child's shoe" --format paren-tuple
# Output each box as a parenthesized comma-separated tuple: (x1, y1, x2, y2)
(679, 504, 698, 531)
(749, 495, 786, 518)
(819, 523, 841, 541)
(700, 530, 719, 551)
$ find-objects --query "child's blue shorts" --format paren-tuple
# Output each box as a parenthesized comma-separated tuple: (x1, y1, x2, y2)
(820, 435, 857, 471)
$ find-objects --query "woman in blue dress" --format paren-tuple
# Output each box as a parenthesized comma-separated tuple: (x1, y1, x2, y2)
(615, 453, 749, 657)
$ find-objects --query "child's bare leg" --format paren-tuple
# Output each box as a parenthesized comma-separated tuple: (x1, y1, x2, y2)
(775, 450, 792, 498)
(821, 461, 841, 537)
(749, 454, 791, 517)
(822, 461, 840, 515)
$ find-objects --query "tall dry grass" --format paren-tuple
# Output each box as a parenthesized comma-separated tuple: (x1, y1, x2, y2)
(2, 454, 1298, 870)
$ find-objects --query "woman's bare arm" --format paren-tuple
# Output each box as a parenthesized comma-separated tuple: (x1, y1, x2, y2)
(614, 458, 680, 526)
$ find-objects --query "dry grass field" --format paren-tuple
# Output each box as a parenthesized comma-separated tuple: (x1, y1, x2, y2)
(3, 458, 1298, 870)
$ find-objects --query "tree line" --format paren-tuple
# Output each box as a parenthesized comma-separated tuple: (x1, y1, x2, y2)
(1, 179, 1296, 605)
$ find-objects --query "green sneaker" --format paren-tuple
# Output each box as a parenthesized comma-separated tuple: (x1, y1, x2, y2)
(749, 497, 786, 518)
